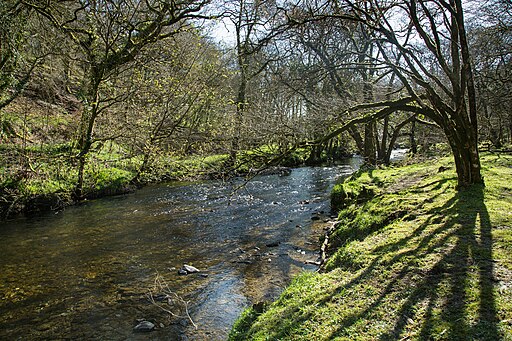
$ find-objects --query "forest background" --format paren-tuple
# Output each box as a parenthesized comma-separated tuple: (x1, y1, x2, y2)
(1, 0, 510, 218)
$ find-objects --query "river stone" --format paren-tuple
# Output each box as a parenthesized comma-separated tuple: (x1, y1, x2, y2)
(178, 269, 188, 275)
(266, 241, 280, 247)
(182, 264, 200, 273)
(133, 320, 155, 332)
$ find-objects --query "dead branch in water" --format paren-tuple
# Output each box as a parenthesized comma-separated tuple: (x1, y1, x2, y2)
(147, 273, 197, 329)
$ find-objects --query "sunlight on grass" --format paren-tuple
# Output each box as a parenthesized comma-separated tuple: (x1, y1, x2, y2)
(229, 153, 512, 341)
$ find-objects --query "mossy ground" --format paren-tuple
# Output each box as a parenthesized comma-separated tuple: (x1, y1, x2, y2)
(229, 152, 512, 340)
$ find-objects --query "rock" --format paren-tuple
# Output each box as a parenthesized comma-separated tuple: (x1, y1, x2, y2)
(178, 269, 188, 275)
(133, 321, 155, 332)
(305, 260, 322, 265)
(182, 264, 200, 274)
(200, 273, 209, 278)
(266, 241, 280, 247)
(236, 260, 252, 264)
(311, 216, 321, 221)
(253, 166, 292, 176)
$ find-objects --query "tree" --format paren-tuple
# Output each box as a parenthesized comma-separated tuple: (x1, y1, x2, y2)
(222, 0, 287, 165)
(117, 32, 229, 182)
(300, 0, 483, 186)
(0, 1, 43, 110)
(23, 0, 211, 197)
(471, 0, 512, 147)
(282, 5, 419, 165)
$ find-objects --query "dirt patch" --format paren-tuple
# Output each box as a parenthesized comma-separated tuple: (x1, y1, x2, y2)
(385, 174, 428, 193)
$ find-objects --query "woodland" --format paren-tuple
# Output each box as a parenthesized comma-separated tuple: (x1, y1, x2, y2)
(1, 0, 511, 217)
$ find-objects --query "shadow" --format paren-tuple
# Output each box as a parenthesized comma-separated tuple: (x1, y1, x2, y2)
(324, 183, 499, 340)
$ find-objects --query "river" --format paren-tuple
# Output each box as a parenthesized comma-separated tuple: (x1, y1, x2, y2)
(0, 158, 362, 340)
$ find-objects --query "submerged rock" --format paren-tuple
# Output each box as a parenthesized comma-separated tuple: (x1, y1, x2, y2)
(133, 320, 155, 332)
(251, 166, 292, 176)
(265, 241, 281, 247)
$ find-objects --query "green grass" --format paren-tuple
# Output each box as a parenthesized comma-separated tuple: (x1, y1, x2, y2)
(229, 153, 512, 341)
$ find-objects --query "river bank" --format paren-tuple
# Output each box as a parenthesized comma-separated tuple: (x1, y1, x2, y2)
(229, 152, 512, 340)
(0, 145, 310, 220)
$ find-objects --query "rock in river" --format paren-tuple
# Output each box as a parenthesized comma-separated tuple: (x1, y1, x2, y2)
(179, 264, 200, 275)
(265, 241, 281, 247)
(133, 320, 155, 332)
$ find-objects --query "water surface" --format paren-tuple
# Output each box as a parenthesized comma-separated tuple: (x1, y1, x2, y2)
(0, 159, 361, 340)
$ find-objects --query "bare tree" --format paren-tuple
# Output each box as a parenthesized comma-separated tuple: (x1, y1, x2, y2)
(298, 0, 483, 186)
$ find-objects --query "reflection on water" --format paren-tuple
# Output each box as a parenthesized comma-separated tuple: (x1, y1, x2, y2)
(0, 158, 361, 340)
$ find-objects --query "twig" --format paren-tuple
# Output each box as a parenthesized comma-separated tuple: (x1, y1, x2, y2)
(147, 273, 197, 329)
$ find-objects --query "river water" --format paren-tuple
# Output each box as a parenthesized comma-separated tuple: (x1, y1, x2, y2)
(0, 158, 362, 340)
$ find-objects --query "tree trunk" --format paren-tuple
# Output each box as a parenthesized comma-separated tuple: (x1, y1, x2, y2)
(378, 116, 389, 163)
(409, 117, 417, 154)
(74, 69, 102, 199)
(364, 121, 376, 165)
(444, 123, 483, 188)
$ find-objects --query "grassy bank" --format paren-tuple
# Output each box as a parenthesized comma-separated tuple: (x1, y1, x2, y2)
(229, 152, 512, 340)
(0, 143, 233, 218)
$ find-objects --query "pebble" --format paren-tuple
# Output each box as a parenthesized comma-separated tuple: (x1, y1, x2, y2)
(133, 320, 155, 332)
(182, 264, 200, 274)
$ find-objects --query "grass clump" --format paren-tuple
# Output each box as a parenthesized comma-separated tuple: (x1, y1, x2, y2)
(229, 153, 512, 341)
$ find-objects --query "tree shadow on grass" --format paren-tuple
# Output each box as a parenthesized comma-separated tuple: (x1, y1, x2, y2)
(328, 184, 499, 340)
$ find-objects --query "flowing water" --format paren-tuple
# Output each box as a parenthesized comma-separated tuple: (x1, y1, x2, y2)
(0, 158, 362, 340)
